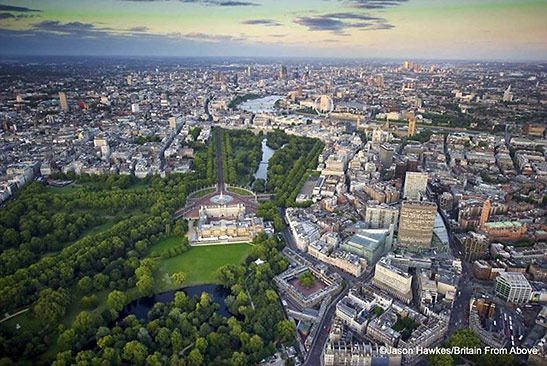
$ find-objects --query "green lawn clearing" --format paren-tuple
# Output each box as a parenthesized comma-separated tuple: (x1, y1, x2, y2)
(154, 242, 252, 291)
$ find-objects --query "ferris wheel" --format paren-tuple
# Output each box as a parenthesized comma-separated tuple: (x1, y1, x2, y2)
(313, 95, 334, 116)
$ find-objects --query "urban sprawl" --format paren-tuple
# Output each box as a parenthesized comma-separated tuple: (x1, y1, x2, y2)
(1, 58, 546, 366)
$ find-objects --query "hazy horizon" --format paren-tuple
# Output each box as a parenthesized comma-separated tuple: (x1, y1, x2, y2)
(0, 0, 546, 61)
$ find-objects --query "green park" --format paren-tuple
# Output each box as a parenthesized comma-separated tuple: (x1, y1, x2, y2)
(147, 237, 253, 291)
(0, 127, 321, 365)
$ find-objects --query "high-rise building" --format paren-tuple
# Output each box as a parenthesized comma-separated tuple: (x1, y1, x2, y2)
(463, 232, 488, 262)
(378, 144, 394, 167)
(126, 75, 132, 85)
(246, 66, 252, 77)
(479, 199, 491, 228)
(403, 172, 428, 199)
(372, 257, 413, 303)
(494, 272, 532, 304)
(213, 71, 224, 83)
(439, 192, 454, 211)
(503, 85, 513, 102)
(408, 114, 416, 137)
(398, 200, 437, 250)
(58, 92, 68, 111)
(356, 116, 363, 130)
(372, 74, 384, 87)
(131, 103, 140, 113)
(169, 117, 177, 130)
(364, 203, 399, 230)
(407, 158, 419, 172)
(279, 65, 287, 80)
(403, 61, 413, 70)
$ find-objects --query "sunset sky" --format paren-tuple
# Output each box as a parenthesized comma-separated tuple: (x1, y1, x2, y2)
(0, 0, 546, 60)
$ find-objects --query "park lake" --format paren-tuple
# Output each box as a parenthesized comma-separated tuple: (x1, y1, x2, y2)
(118, 284, 231, 321)
(254, 138, 275, 182)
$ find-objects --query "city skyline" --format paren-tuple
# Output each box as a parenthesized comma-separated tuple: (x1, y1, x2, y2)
(0, 0, 546, 61)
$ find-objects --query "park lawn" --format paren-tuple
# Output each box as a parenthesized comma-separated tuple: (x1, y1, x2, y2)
(190, 187, 216, 198)
(125, 180, 150, 191)
(62, 288, 110, 328)
(147, 235, 185, 256)
(44, 184, 80, 195)
(1, 310, 42, 335)
(227, 186, 253, 196)
(154, 242, 252, 291)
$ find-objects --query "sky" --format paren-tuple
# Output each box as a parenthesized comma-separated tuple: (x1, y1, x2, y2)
(0, 0, 546, 61)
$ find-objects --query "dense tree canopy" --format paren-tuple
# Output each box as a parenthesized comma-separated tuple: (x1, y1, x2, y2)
(220, 128, 263, 186)
(0, 130, 299, 365)
(266, 130, 323, 207)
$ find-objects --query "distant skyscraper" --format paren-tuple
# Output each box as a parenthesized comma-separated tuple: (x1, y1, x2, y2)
(403, 171, 428, 199)
(279, 65, 287, 80)
(403, 61, 413, 70)
(169, 117, 177, 130)
(398, 200, 437, 250)
(247, 66, 252, 77)
(213, 71, 224, 83)
(408, 114, 416, 137)
(127, 75, 132, 85)
(58, 92, 68, 111)
(503, 85, 513, 102)
(373, 74, 384, 87)
(356, 116, 363, 130)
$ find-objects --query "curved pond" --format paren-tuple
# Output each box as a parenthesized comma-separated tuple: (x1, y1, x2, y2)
(254, 138, 275, 182)
(118, 284, 231, 321)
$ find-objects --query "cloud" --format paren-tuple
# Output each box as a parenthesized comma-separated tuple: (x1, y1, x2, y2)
(345, 0, 408, 9)
(0, 4, 42, 12)
(32, 21, 102, 35)
(28, 20, 156, 39)
(218, 1, 257, 6)
(0, 12, 13, 20)
(0, 12, 41, 21)
(241, 19, 282, 26)
(294, 12, 392, 34)
(374, 23, 394, 30)
(128, 26, 149, 32)
(178, 32, 247, 42)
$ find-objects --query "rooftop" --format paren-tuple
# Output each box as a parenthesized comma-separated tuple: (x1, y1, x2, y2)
(346, 229, 390, 251)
